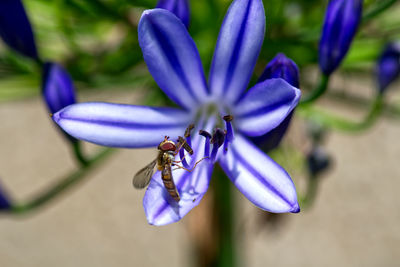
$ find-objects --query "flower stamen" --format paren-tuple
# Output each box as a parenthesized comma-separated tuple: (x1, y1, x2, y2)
(223, 115, 234, 154)
(199, 130, 212, 158)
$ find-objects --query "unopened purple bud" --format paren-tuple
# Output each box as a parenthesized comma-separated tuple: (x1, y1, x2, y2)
(0, 181, 11, 210)
(42, 62, 77, 114)
(319, 0, 362, 75)
(0, 0, 39, 59)
(156, 0, 190, 28)
(376, 42, 400, 93)
(307, 147, 331, 177)
(259, 53, 300, 88)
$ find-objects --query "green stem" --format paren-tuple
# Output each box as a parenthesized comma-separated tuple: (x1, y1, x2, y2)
(299, 74, 330, 106)
(299, 175, 319, 210)
(299, 93, 384, 133)
(362, 0, 398, 22)
(72, 141, 89, 167)
(8, 148, 114, 214)
(212, 166, 235, 267)
(325, 89, 400, 120)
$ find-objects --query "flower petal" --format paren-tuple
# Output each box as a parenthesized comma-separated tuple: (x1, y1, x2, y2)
(218, 134, 299, 213)
(138, 9, 208, 110)
(208, 0, 265, 104)
(53, 102, 191, 148)
(235, 78, 301, 137)
(250, 111, 294, 152)
(143, 133, 214, 226)
(156, 0, 190, 28)
(0, 0, 39, 59)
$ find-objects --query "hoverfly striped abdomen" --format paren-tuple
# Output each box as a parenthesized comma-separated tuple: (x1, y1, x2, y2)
(161, 157, 180, 202)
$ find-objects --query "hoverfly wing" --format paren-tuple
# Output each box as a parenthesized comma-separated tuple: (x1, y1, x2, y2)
(132, 159, 157, 189)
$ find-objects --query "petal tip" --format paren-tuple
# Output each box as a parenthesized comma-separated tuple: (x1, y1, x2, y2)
(291, 203, 300, 213)
(52, 111, 61, 124)
(294, 86, 302, 103)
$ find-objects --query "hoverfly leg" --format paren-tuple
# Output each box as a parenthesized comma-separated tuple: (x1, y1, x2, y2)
(172, 157, 209, 172)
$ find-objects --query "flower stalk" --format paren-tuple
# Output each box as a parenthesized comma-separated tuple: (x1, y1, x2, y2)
(212, 166, 236, 267)
(299, 174, 319, 210)
(8, 148, 114, 215)
(300, 147, 331, 209)
(188, 166, 236, 267)
(299, 93, 384, 133)
(72, 141, 89, 167)
(362, 0, 398, 22)
(299, 74, 330, 106)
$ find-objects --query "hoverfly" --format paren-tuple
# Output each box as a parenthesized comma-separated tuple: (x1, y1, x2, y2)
(132, 124, 204, 202)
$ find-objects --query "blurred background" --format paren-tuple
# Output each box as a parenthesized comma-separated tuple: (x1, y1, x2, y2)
(1, 0, 400, 266)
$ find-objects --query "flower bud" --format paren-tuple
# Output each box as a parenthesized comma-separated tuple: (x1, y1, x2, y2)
(259, 53, 299, 88)
(376, 42, 400, 93)
(42, 62, 76, 114)
(319, 0, 362, 75)
(307, 147, 331, 177)
(156, 0, 190, 28)
(0, 0, 39, 59)
(0, 181, 11, 210)
(253, 53, 299, 151)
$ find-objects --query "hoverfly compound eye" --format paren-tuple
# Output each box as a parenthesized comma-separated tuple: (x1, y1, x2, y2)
(159, 141, 176, 151)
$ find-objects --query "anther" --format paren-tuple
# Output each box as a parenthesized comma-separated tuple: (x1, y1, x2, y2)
(223, 115, 234, 154)
(223, 115, 234, 143)
(184, 124, 195, 138)
(210, 128, 225, 162)
(223, 115, 233, 122)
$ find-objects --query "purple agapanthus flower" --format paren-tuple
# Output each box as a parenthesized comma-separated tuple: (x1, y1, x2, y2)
(53, 0, 301, 226)
(156, 0, 190, 28)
